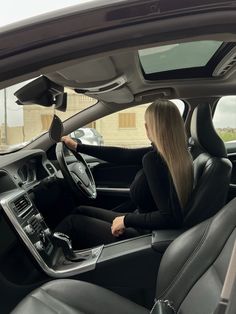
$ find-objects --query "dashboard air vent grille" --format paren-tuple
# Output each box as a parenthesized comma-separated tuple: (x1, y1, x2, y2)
(12, 195, 31, 217)
(29, 216, 42, 234)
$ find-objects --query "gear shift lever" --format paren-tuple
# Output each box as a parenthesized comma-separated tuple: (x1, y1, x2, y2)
(53, 232, 85, 262)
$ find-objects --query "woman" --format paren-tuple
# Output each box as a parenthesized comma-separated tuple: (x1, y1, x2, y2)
(56, 100, 193, 248)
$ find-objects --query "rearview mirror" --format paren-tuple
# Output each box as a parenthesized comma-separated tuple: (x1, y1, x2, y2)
(14, 76, 67, 112)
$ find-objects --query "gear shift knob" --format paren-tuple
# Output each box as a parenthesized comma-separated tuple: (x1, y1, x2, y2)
(52, 232, 77, 260)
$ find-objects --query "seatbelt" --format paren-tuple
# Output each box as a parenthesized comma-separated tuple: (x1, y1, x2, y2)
(214, 239, 236, 314)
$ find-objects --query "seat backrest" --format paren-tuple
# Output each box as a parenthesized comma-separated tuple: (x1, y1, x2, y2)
(155, 197, 236, 314)
(183, 103, 232, 228)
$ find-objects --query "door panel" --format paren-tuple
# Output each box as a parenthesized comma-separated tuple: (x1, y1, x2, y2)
(65, 153, 140, 209)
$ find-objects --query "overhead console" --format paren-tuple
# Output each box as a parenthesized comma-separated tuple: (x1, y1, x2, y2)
(46, 57, 135, 104)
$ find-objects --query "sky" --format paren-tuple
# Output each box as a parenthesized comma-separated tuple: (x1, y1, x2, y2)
(0, 1, 235, 129)
(0, 0, 94, 27)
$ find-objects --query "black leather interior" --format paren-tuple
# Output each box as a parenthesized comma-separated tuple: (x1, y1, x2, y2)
(11, 198, 236, 314)
(156, 198, 236, 314)
(183, 103, 232, 227)
(11, 279, 149, 314)
(190, 103, 227, 158)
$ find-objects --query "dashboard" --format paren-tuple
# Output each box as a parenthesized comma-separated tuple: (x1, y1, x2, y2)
(0, 149, 56, 194)
(0, 149, 57, 273)
(0, 149, 102, 278)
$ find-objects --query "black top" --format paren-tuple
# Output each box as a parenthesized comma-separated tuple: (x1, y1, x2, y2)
(77, 144, 182, 230)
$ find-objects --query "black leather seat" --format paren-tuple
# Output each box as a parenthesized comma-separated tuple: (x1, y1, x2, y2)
(12, 197, 236, 314)
(183, 103, 232, 228)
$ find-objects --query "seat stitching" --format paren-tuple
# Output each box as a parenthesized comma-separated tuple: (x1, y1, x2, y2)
(158, 219, 212, 299)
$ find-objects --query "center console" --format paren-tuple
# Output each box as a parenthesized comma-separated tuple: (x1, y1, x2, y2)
(0, 187, 184, 280)
(0, 189, 103, 278)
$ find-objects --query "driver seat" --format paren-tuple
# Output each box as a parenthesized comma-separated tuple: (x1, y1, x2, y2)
(12, 197, 236, 314)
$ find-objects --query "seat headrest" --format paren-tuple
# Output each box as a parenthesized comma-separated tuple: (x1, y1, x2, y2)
(190, 104, 227, 158)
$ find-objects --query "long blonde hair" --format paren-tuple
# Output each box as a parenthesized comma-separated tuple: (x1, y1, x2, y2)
(145, 100, 193, 208)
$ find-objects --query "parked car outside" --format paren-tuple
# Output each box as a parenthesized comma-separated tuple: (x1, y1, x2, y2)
(70, 128, 104, 145)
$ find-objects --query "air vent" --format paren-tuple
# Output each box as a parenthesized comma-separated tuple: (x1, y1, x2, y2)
(12, 195, 31, 218)
(213, 47, 236, 77)
(29, 216, 42, 234)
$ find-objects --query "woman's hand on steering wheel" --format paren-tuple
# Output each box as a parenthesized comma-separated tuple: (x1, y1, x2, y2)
(61, 136, 78, 151)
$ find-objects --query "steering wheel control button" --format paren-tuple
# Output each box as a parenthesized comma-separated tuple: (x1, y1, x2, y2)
(34, 241, 45, 251)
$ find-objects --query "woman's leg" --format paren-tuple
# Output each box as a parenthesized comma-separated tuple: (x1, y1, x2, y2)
(72, 205, 123, 223)
(55, 214, 140, 249)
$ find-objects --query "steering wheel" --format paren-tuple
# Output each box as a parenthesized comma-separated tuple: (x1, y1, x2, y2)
(56, 142, 97, 199)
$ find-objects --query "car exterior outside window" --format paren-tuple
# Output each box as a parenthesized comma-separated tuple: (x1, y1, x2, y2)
(75, 99, 186, 148)
(0, 83, 96, 153)
(213, 96, 236, 142)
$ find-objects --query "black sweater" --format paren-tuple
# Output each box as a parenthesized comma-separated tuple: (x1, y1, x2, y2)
(77, 144, 182, 230)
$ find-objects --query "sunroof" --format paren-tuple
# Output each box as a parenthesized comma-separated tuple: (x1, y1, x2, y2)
(138, 41, 223, 75)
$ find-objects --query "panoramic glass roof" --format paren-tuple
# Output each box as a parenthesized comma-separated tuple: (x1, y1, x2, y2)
(138, 41, 223, 74)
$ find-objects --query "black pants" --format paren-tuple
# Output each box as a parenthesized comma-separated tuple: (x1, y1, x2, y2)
(55, 206, 141, 249)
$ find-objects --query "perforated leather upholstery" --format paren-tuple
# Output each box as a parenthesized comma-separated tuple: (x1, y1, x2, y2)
(12, 198, 236, 314)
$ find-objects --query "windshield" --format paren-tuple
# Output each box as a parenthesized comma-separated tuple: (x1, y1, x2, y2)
(0, 81, 96, 153)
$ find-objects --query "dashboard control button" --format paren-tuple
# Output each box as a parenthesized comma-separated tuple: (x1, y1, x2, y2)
(35, 241, 44, 251)
(44, 228, 51, 236)
(24, 224, 34, 235)
(35, 213, 43, 222)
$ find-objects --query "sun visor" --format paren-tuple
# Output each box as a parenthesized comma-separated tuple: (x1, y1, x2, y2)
(94, 87, 134, 104)
(47, 57, 118, 88)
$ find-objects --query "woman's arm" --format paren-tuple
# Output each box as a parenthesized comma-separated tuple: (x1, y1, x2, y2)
(77, 144, 152, 165)
(62, 135, 152, 164)
(124, 209, 181, 229)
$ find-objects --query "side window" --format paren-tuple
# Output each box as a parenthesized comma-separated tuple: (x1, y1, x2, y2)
(74, 100, 186, 148)
(213, 96, 236, 143)
(171, 99, 185, 116)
